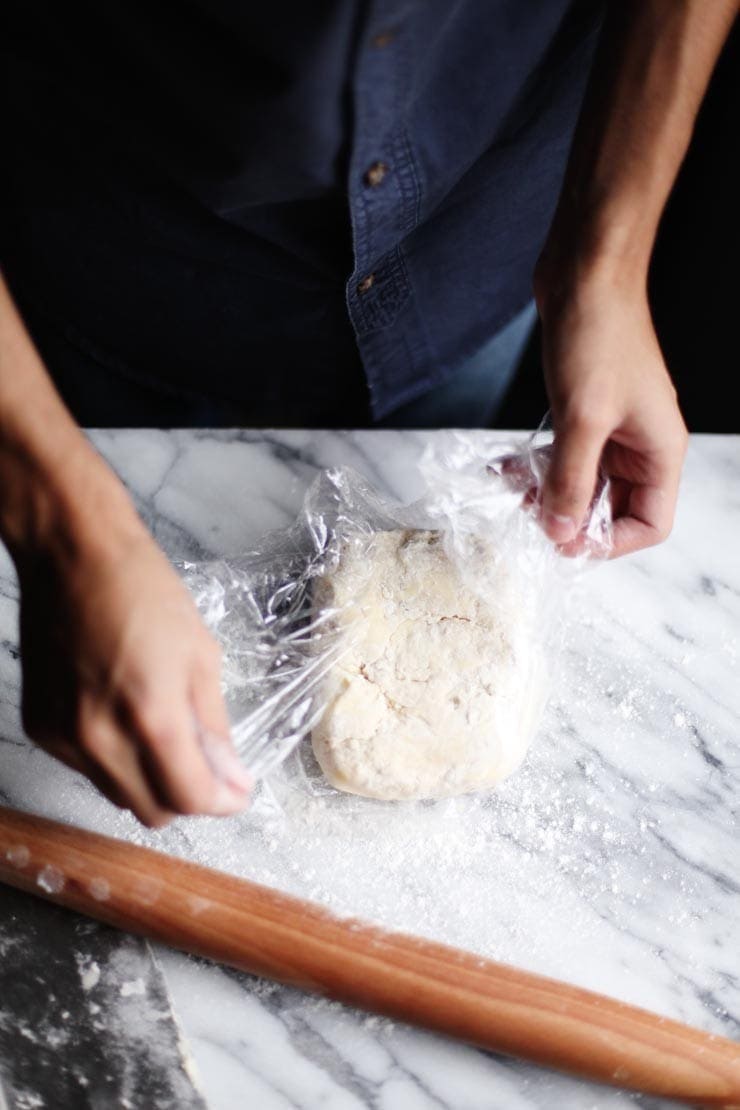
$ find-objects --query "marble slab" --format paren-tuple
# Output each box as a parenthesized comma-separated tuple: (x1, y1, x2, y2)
(1, 430, 738, 1109)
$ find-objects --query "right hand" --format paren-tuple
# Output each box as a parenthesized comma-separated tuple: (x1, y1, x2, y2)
(15, 493, 251, 828)
(532, 251, 688, 559)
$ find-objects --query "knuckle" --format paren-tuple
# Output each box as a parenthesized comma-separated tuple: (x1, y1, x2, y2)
(559, 391, 613, 432)
(640, 520, 673, 551)
(675, 426, 689, 456)
(663, 416, 688, 455)
(127, 695, 177, 748)
(561, 411, 609, 443)
(547, 469, 588, 506)
(145, 721, 183, 756)
(656, 520, 674, 544)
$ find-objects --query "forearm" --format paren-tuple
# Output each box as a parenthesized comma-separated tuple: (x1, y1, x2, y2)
(539, 0, 739, 293)
(0, 273, 140, 562)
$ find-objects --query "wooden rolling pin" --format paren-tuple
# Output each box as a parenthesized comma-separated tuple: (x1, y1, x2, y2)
(1, 805, 738, 1107)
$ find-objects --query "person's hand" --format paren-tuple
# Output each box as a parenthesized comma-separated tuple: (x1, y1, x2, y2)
(534, 270, 688, 558)
(15, 492, 251, 827)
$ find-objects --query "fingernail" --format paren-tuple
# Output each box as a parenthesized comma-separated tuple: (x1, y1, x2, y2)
(212, 781, 250, 816)
(209, 742, 253, 794)
(199, 729, 253, 794)
(544, 512, 578, 542)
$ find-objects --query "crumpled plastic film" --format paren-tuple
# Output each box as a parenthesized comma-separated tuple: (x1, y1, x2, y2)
(181, 429, 612, 791)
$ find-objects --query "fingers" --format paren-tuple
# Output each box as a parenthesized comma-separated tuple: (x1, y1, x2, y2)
(39, 731, 176, 828)
(17, 517, 255, 827)
(553, 472, 678, 560)
(490, 454, 536, 495)
(122, 679, 250, 821)
(493, 426, 682, 561)
(37, 739, 115, 799)
(608, 483, 676, 559)
(75, 704, 181, 826)
(602, 425, 686, 558)
(189, 662, 253, 798)
(33, 649, 252, 828)
(541, 416, 607, 543)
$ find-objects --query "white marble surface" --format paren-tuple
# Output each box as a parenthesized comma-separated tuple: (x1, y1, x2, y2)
(1, 430, 739, 1109)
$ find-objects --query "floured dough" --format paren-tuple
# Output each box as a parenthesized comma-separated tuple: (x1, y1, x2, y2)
(311, 530, 545, 800)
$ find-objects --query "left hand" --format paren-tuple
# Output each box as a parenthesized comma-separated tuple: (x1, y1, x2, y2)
(534, 270, 688, 559)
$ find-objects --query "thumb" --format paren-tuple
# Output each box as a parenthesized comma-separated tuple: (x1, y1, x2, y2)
(190, 669, 253, 798)
(541, 416, 606, 543)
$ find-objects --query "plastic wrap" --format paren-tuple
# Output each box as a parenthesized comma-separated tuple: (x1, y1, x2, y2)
(181, 430, 612, 798)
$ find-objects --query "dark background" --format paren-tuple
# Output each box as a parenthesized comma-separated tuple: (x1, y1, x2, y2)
(497, 21, 738, 434)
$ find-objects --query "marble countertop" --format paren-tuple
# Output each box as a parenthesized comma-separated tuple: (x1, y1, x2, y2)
(1, 430, 739, 1109)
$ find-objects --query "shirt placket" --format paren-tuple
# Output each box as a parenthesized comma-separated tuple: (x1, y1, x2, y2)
(345, 2, 426, 413)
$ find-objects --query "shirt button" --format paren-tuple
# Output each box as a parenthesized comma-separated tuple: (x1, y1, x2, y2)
(372, 30, 396, 48)
(357, 274, 375, 294)
(363, 161, 388, 188)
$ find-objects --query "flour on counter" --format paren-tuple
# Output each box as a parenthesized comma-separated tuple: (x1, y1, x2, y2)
(104, 573, 725, 1020)
(3, 429, 738, 1110)
(120, 978, 146, 997)
(75, 956, 100, 992)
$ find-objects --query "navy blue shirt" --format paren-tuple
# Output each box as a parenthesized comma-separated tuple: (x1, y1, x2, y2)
(2, 2, 603, 423)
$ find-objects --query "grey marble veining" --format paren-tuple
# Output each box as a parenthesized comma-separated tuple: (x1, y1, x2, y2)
(0, 430, 738, 1109)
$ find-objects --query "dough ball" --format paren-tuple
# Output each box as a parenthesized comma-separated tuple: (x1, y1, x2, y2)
(311, 529, 545, 800)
